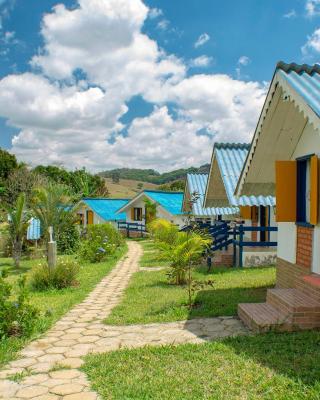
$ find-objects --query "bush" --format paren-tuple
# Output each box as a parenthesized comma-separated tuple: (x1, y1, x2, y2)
(0, 273, 39, 338)
(78, 224, 124, 263)
(56, 223, 80, 255)
(30, 258, 80, 290)
(148, 219, 179, 245)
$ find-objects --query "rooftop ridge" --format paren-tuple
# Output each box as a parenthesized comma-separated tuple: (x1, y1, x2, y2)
(276, 61, 320, 75)
(144, 189, 184, 194)
(83, 197, 130, 200)
(214, 142, 250, 150)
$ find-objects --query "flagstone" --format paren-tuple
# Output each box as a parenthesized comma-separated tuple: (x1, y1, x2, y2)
(16, 385, 48, 398)
(50, 383, 84, 396)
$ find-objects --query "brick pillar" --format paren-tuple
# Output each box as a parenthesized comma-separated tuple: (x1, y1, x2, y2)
(296, 225, 314, 269)
(251, 221, 258, 242)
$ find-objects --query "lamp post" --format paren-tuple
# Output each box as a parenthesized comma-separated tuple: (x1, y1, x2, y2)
(48, 226, 57, 271)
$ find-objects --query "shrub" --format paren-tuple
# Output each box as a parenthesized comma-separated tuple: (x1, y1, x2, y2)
(0, 273, 39, 338)
(56, 223, 80, 255)
(148, 219, 179, 245)
(30, 258, 80, 290)
(78, 224, 124, 263)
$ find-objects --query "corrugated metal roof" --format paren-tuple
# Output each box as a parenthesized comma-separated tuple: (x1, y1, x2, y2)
(144, 190, 185, 215)
(187, 174, 238, 216)
(277, 62, 320, 118)
(83, 198, 129, 221)
(215, 143, 276, 207)
(27, 218, 41, 240)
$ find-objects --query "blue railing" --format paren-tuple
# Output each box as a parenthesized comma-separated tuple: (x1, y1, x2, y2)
(233, 225, 277, 267)
(117, 221, 146, 237)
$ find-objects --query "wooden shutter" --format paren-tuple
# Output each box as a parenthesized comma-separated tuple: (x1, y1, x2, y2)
(87, 210, 94, 225)
(275, 160, 297, 222)
(240, 206, 251, 220)
(131, 208, 135, 220)
(251, 206, 259, 223)
(310, 155, 319, 225)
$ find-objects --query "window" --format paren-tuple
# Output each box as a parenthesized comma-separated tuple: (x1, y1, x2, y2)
(297, 157, 311, 224)
(133, 207, 143, 221)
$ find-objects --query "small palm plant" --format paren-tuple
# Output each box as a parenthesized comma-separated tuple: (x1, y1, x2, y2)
(159, 231, 211, 285)
(7, 193, 30, 268)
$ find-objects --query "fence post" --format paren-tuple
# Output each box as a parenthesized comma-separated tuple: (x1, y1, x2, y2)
(233, 225, 236, 267)
(239, 224, 244, 268)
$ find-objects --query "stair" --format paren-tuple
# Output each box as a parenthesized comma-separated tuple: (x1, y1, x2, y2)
(238, 287, 320, 333)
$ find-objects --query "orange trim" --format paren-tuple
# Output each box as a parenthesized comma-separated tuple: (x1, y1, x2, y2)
(275, 160, 297, 222)
(87, 210, 94, 225)
(240, 206, 251, 220)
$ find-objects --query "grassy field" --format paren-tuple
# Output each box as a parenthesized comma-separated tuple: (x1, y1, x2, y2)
(0, 245, 127, 368)
(105, 263, 276, 325)
(138, 240, 170, 268)
(83, 330, 320, 400)
(104, 178, 159, 198)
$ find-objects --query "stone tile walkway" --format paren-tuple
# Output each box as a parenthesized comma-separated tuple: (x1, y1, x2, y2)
(0, 241, 248, 399)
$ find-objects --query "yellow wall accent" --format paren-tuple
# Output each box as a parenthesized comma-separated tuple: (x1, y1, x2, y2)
(131, 208, 135, 220)
(87, 210, 94, 225)
(310, 155, 319, 225)
(275, 160, 297, 222)
(240, 206, 251, 220)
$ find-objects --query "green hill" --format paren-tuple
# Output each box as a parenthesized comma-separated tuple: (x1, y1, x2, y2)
(99, 164, 210, 185)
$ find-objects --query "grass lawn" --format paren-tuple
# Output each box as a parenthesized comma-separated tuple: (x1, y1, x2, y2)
(83, 330, 320, 400)
(105, 264, 275, 325)
(0, 244, 127, 368)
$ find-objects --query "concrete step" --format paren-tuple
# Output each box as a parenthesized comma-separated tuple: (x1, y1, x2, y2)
(238, 303, 291, 333)
(267, 288, 320, 314)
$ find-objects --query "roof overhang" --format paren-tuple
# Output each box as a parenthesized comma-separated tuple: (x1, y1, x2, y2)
(235, 67, 318, 198)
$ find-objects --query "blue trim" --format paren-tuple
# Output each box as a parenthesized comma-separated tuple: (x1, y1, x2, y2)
(296, 159, 307, 223)
(295, 153, 314, 161)
(295, 222, 314, 228)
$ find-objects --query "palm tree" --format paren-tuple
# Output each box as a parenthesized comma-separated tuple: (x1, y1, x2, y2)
(144, 198, 157, 225)
(31, 183, 75, 243)
(7, 193, 29, 268)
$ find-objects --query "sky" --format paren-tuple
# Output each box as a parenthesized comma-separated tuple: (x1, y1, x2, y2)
(0, 0, 319, 172)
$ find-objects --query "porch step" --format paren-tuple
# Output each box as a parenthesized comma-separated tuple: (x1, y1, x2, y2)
(267, 288, 320, 313)
(238, 303, 290, 333)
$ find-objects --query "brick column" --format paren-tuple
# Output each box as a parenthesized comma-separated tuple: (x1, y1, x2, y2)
(296, 225, 314, 270)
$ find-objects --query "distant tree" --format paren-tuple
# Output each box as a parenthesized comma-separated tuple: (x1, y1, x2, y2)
(137, 182, 143, 190)
(159, 180, 185, 192)
(4, 167, 47, 205)
(0, 148, 18, 183)
(111, 171, 120, 184)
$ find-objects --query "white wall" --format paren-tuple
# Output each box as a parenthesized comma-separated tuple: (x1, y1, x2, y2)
(124, 196, 185, 228)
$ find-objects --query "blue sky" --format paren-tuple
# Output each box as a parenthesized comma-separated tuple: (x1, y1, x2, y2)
(0, 0, 319, 171)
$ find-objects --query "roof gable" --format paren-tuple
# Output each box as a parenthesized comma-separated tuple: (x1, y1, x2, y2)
(236, 61, 320, 198)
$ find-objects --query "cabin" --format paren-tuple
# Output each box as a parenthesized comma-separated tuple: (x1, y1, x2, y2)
(204, 142, 277, 267)
(116, 190, 186, 229)
(182, 173, 238, 223)
(76, 198, 129, 228)
(236, 61, 320, 332)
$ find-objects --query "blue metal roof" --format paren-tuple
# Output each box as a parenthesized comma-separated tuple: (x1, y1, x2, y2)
(82, 198, 129, 221)
(27, 218, 41, 240)
(215, 143, 276, 207)
(276, 62, 320, 118)
(187, 174, 238, 216)
(144, 190, 185, 215)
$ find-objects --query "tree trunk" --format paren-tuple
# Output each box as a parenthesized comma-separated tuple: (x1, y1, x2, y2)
(12, 240, 22, 269)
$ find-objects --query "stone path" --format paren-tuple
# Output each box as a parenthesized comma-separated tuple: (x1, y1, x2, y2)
(0, 241, 248, 400)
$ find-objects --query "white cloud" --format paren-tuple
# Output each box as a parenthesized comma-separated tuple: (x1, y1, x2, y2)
(302, 27, 320, 56)
(0, 0, 267, 171)
(157, 19, 169, 30)
(189, 55, 213, 68)
(283, 9, 296, 18)
(148, 7, 162, 19)
(306, 0, 320, 16)
(238, 56, 250, 66)
(194, 33, 210, 48)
